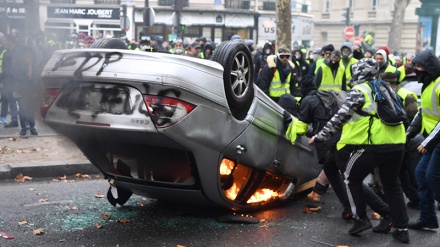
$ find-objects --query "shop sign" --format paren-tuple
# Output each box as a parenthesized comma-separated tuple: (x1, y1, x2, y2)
(47, 6, 120, 20)
(258, 16, 314, 41)
(0, 3, 25, 18)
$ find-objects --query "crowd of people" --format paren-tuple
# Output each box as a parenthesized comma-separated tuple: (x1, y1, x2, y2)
(0, 29, 49, 136)
(254, 39, 439, 244)
(1, 28, 439, 244)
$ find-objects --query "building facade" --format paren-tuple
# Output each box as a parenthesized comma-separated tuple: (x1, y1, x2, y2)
(311, 0, 421, 54)
(0, 0, 314, 47)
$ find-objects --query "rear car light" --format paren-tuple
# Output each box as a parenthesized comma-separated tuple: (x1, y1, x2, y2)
(143, 95, 196, 128)
(40, 88, 61, 119)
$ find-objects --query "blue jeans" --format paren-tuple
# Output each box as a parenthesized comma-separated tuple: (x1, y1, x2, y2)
(415, 146, 440, 223)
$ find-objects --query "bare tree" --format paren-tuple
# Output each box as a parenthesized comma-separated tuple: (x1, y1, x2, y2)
(388, 0, 411, 52)
(275, 0, 291, 51)
(23, 0, 40, 35)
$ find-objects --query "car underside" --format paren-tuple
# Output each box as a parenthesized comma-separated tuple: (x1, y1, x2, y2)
(41, 39, 320, 211)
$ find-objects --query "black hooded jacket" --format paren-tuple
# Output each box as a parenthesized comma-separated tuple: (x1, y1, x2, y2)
(202, 42, 214, 60)
(412, 49, 440, 91)
(292, 48, 310, 80)
(297, 75, 339, 162)
(407, 49, 440, 151)
(254, 43, 273, 84)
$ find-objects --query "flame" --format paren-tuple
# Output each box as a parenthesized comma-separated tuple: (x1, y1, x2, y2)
(220, 158, 279, 204)
(247, 188, 278, 203)
(225, 182, 240, 200)
(220, 159, 235, 175)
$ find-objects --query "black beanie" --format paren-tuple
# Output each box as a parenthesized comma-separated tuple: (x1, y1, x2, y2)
(323, 44, 335, 52)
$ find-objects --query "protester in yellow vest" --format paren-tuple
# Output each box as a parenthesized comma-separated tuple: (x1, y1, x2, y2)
(256, 46, 297, 103)
(340, 42, 358, 84)
(309, 58, 410, 243)
(362, 31, 374, 50)
(375, 49, 400, 80)
(406, 49, 440, 231)
(398, 54, 416, 83)
(313, 44, 334, 75)
(381, 72, 422, 210)
(314, 50, 347, 91)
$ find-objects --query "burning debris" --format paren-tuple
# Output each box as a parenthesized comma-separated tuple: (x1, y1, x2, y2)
(220, 158, 289, 206)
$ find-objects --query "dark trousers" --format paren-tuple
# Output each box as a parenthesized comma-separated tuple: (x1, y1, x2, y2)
(1, 86, 18, 121)
(324, 146, 390, 216)
(345, 147, 408, 228)
(400, 148, 422, 202)
(17, 97, 35, 129)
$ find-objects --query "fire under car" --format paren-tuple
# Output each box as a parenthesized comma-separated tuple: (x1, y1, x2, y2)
(40, 39, 320, 211)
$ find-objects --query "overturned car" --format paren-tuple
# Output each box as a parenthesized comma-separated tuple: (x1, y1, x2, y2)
(40, 39, 319, 211)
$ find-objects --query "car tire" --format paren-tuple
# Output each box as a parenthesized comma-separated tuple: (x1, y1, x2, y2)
(90, 38, 128, 49)
(212, 40, 254, 120)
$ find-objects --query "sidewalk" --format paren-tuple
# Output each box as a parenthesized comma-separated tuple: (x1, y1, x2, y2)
(0, 116, 98, 180)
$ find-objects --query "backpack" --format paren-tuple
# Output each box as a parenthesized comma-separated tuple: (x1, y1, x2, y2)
(316, 90, 347, 118)
(361, 80, 408, 125)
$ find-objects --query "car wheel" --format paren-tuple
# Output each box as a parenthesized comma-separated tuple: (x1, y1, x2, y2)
(212, 41, 254, 120)
(90, 38, 128, 49)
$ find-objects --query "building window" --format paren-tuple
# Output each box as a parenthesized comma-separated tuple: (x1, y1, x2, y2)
(321, 31, 328, 45)
(94, 0, 121, 4)
(263, 1, 276, 11)
(225, 0, 250, 9)
(158, 0, 189, 7)
(371, 0, 378, 11)
(301, 4, 308, 13)
(50, 0, 76, 3)
(323, 0, 331, 13)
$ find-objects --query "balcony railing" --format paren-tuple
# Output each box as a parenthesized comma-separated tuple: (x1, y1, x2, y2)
(158, 0, 189, 7)
(94, 0, 120, 4)
(263, 1, 276, 11)
(225, 0, 251, 10)
(50, 0, 76, 3)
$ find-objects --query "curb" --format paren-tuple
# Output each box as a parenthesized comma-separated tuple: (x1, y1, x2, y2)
(0, 161, 99, 180)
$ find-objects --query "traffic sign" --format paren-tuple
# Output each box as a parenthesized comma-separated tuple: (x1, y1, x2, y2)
(344, 26, 355, 40)
(353, 37, 362, 46)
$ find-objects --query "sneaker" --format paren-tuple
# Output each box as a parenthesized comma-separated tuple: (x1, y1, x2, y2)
(342, 208, 353, 220)
(392, 228, 410, 243)
(408, 219, 439, 230)
(0, 117, 8, 124)
(372, 215, 393, 233)
(20, 128, 26, 136)
(4, 120, 18, 128)
(30, 128, 38, 135)
(307, 191, 321, 203)
(407, 200, 420, 210)
(349, 218, 372, 235)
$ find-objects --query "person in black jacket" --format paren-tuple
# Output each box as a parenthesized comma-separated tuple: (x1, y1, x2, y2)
(292, 47, 310, 82)
(254, 42, 274, 86)
(256, 47, 298, 103)
(297, 75, 352, 218)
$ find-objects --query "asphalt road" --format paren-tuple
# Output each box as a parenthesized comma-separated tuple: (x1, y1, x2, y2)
(0, 177, 438, 247)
